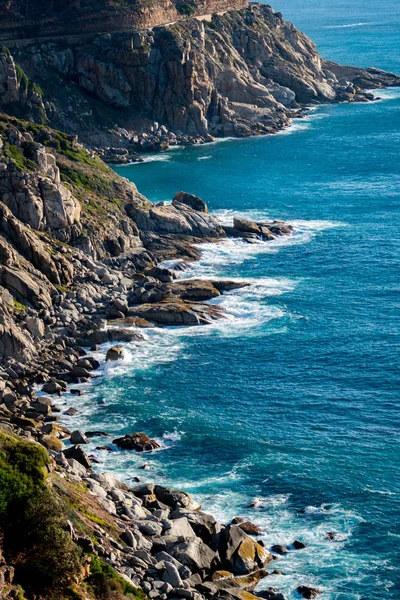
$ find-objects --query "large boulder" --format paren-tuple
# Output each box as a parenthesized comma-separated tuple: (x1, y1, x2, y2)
(39, 178, 81, 232)
(126, 202, 225, 238)
(219, 525, 272, 575)
(170, 537, 216, 573)
(106, 346, 125, 361)
(127, 299, 224, 326)
(257, 221, 293, 236)
(233, 218, 261, 235)
(154, 486, 201, 511)
(167, 279, 221, 301)
(172, 192, 208, 213)
(1, 266, 52, 308)
(297, 586, 321, 599)
(170, 509, 222, 549)
(63, 445, 92, 469)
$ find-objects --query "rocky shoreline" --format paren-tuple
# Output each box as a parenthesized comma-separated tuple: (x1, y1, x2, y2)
(0, 122, 308, 598)
(0, 1, 399, 593)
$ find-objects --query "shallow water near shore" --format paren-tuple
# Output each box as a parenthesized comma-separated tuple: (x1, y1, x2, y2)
(65, 3, 400, 598)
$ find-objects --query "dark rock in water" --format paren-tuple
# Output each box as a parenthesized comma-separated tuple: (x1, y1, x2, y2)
(90, 345, 100, 352)
(233, 217, 261, 235)
(172, 191, 208, 213)
(212, 280, 249, 293)
(237, 521, 262, 536)
(64, 407, 78, 416)
(70, 389, 83, 396)
(113, 432, 161, 452)
(70, 430, 88, 444)
(297, 585, 321, 599)
(96, 446, 114, 452)
(106, 346, 125, 361)
(270, 544, 288, 555)
(259, 226, 276, 241)
(326, 531, 336, 540)
(232, 517, 245, 524)
(128, 299, 224, 326)
(88, 454, 101, 463)
(292, 539, 306, 550)
(167, 279, 221, 301)
(85, 431, 110, 438)
(256, 588, 288, 600)
(257, 221, 293, 236)
(63, 445, 92, 469)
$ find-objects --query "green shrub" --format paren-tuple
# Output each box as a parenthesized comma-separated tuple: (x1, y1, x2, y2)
(176, 2, 196, 16)
(15, 65, 29, 90)
(3, 142, 37, 171)
(0, 435, 48, 519)
(86, 555, 147, 600)
(0, 432, 82, 597)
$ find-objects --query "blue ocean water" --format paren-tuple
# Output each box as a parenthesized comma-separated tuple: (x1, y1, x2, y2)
(64, 3, 400, 599)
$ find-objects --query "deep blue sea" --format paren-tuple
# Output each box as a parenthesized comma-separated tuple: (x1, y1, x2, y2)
(63, 2, 400, 598)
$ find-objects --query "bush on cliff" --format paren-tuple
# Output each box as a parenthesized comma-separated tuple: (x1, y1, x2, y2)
(0, 431, 82, 598)
(86, 554, 147, 600)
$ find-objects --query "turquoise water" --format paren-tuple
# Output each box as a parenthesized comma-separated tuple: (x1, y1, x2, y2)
(65, 3, 400, 599)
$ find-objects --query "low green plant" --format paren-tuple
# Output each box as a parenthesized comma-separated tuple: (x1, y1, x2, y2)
(176, 1, 196, 16)
(86, 555, 147, 600)
(15, 65, 29, 90)
(3, 142, 37, 171)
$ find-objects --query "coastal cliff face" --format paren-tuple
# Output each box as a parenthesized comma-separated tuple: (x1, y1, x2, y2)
(3, 4, 399, 148)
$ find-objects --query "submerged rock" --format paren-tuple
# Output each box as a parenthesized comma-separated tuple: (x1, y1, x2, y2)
(297, 585, 321, 599)
(106, 346, 125, 361)
(113, 432, 161, 452)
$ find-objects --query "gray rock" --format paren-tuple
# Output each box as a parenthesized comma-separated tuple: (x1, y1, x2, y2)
(170, 538, 215, 573)
(162, 562, 183, 587)
(70, 430, 89, 444)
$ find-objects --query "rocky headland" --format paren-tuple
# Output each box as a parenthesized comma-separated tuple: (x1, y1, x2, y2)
(0, 1, 399, 598)
(0, 2, 399, 153)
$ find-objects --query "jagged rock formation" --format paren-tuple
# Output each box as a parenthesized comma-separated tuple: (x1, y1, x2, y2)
(2, 4, 399, 148)
(0, 114, 228, 365)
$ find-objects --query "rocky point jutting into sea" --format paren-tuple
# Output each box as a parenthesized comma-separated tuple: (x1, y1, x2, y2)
(0, 0, 399, 598)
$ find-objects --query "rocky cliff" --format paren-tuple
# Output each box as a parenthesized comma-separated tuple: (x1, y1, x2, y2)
(0, 3, 399, 598)
(2, 4, 399, 149)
